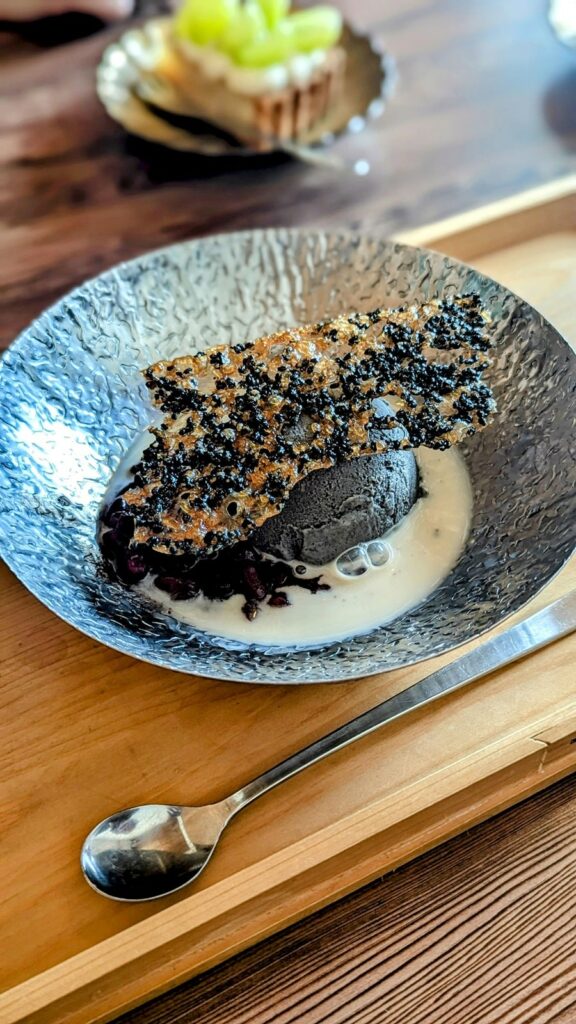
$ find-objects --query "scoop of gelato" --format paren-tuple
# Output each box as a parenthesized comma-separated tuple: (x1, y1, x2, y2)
(255, 401, 419, 565)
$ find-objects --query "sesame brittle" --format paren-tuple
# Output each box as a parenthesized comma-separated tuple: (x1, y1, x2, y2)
(121, 294, 495, 559)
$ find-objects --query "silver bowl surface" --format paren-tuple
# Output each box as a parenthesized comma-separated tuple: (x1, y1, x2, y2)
(0, 230, 574, 683)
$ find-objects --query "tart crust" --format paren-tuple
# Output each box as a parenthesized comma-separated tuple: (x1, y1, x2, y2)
(157, 40, 346, 148)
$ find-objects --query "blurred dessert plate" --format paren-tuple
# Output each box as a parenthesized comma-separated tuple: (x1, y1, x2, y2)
(97, 16, 392, 157)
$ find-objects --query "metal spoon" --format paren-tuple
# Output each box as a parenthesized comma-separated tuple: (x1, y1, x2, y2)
(81, 589, 576, 901)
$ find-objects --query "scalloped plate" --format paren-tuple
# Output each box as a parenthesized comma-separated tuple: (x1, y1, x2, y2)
(96, 18, 392, 156)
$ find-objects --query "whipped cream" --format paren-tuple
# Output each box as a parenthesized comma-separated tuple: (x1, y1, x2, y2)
(177, 38, 328, 96)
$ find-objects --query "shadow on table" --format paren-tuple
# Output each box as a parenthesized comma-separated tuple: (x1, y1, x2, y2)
(122, 134, 294, 184)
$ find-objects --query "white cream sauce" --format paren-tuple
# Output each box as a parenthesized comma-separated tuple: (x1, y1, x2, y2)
(137, 447, 472, 648)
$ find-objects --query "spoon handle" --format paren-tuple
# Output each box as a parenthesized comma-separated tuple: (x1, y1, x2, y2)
(229, 590, 576, 812)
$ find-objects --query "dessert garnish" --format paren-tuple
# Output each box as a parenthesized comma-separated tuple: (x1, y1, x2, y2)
(115, 294, 494, 564)
(159, 0, 346, 146)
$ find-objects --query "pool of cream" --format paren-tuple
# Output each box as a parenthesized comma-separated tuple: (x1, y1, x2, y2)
(137, 446, 472, 647)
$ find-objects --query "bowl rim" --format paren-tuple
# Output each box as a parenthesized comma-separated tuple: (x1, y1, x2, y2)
(1, 226, 575, 684)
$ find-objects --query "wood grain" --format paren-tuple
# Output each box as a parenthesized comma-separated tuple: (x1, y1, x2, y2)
(1, 548, 573, 1013)
(399, 176, 576, 266)
(0, 0, 576, 347)
(118, 773, 576, 1024)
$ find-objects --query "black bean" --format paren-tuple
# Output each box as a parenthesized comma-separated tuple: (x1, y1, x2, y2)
(242, 563, 268, 602)
(155, 575, 198, 600)
(102, 496, 128, 527)
(242, 601, 258, 621)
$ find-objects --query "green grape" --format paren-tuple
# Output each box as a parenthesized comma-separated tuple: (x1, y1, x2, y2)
(220, 1, 267, 58)
(174, 4, 196, 40)
(174, 0, 239, 46)
(288, 6, 342, 52)
(236, 21, 296, 66)
(256, 0, 290, 30)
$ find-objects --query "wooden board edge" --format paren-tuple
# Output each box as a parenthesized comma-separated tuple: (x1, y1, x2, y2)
(394, 174, 576, 261)
(3, 692, 576, 1024)
(7, 750, 576, 1024)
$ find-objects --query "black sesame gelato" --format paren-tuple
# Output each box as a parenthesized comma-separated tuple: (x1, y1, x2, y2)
(255, 401, 419, 565)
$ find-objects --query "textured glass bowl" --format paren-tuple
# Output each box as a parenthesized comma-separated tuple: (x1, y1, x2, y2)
(0, 230, 574, 683)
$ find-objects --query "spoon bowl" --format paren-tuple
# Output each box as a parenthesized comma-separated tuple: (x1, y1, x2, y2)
(81, 802, 231, 901)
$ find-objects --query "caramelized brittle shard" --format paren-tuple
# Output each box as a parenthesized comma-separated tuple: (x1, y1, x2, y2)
(122, 294, 495, 558)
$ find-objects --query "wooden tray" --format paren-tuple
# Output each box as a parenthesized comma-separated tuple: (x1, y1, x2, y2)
(1, 175, 575, 1024)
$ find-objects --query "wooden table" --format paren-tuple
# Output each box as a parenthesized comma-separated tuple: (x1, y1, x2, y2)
(0, 2, 575, 1022)
(1, 0, 576, 353)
